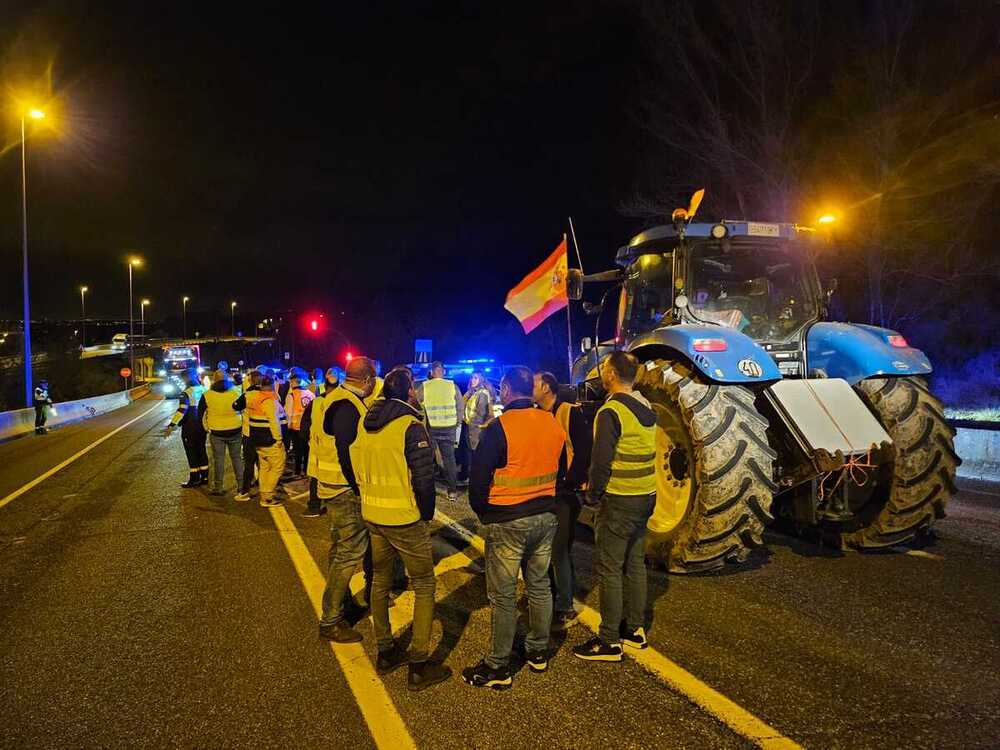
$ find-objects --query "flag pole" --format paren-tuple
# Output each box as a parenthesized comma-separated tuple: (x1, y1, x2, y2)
(564, 233, 573, 381)
(568, 216, 585, 274)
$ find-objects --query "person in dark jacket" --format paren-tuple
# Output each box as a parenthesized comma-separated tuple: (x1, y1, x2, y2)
(573, 351, 658, 663)
(165, 368, 208, 487)
(33, 380, 53, 434)
(351, 368, 450, 691)
(534, 370, 592, 630)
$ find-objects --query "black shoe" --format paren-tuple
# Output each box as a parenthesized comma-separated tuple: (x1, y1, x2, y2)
(180, 474, 201, 488)
(525, 650, 549, 672)
(462, 660, 512, 690)
(572, 636, 623, 662)
(408, 660, 451, 691)
(303, 506, 327, 518)
(620, 626, 648, 650)
(318, 621, 363, 643)
(551, 610, 580, 632)
(376, 644, 408, 675)
(199, 470, 209, 484)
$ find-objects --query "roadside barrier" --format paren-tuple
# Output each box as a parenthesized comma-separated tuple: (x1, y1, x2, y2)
(953, 422, 1000, 482)
(0, 385, 151, 442)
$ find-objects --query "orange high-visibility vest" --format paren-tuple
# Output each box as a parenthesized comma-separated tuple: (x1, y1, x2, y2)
(489, 407, 564, 506)
(284, 386, 314, 430)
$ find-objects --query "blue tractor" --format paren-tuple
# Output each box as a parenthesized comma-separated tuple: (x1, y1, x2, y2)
(569, 199, 960, 573)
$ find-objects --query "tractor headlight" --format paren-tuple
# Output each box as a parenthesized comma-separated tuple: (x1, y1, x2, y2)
(711, 223, 728, 239)
(157, 369, 166, 377)
(163, 383, 175, 395)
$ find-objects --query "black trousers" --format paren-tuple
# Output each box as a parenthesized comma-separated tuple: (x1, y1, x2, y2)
(181, 430, 209, 470)
(241, 437, 259, 492)
(290, 429, 308, 474)
(34, 405, 46, 429)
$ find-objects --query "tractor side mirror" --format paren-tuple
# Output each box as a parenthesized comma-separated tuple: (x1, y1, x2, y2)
(580, 336, 593, 353)
(567, 269, 584, 301)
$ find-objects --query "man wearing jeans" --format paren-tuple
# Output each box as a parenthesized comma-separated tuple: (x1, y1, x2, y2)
(416, 362, 464, 501)
(573, 351, 657, 663)
(199, 369, 244, 497)
(317, 358, 376, 643)
(463, 366, 565, 690)
(351, 369, 450, 691)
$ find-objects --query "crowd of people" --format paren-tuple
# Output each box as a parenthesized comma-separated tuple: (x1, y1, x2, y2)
(165, 352, 658, 692)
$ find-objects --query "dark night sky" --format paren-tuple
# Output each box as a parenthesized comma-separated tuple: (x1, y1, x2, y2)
(1, 2, 642, 361)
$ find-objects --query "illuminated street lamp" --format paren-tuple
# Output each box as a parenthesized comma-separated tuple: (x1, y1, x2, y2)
(127, 257, 142, 386)
(18, 106, 46, 406)
(817, 214, 837, 225)
(230, 301, 237, 337)
(80, 286, 89, 348)
(182, 296, 190, 339)
(141, 299, 150, 339)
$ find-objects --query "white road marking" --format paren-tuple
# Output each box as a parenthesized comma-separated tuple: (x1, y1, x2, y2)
(0, 402, 163, 511)
(434, 510, 803, 750)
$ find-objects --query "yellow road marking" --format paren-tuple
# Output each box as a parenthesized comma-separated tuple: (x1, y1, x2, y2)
(434, 510, 803, 750)
(0, 402, 163, 511)
(388, 547, 482, 635)
(267, 505, 416, 750)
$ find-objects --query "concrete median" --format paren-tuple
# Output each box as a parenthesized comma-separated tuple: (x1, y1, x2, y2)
(0, 385, 151, 442)
(955, 425, 1000, 482)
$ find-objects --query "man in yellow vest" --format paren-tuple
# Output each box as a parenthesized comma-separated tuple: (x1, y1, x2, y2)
(318, 357, 377, 643)
(533, 370, 592, 631)
(463, 366, 565, 689)
(351, 368, 451, 690)
(416, 361, 464, 501)
(198, 369, 245, 498)
(302, 367, 340, 518)
(573, 351, 657, 663)
(244, 373, 286, 506)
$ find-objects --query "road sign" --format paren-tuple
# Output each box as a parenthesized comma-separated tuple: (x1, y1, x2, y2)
(120, 367, 132, 378)
(284, 352, 290, 360)
(414, 338, 433, 363)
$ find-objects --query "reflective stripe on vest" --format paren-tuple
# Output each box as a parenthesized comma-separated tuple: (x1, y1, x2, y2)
(596, 398, 657, 495)
(285, 387, 314, 430)
(204, 387, 242, 431)
(306, 390, 332, 478)
(313, 387, 367, 486)
(464, 389, 489, 425)
(488, 407, 565, 506)
(352, 412, 422, 526)
(246, 389, 277, 432)
(423, 378, 458, 427)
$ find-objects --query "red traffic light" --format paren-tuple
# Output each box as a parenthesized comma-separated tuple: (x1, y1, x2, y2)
(310, 319, 319, 332)
(345, 351, 354, 363)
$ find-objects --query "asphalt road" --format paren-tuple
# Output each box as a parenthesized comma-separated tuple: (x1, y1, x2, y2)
(1, 399, 998, 749)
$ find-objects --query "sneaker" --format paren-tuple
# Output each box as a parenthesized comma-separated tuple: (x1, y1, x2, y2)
(376, 644, 408, 675)
(551, 610, 580, 632)
(234, 491, 251, 502)
(260, 496, 283, 507)
(408, 660, 452, 691)
(525, 650, 549, 672)
(180, 475, 201, 488)
(462, 660, 512, 690)
(621, 626, 648, 650)
(572, 636, 623, 662)
(302, 506, 327, 518)
(318, 621, 363, 643)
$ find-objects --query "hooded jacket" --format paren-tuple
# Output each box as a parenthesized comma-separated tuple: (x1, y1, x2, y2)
(361, 397, 437, 521)
(588, 391, 657, 503)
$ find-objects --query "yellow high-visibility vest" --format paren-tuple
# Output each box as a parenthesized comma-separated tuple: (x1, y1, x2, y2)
(423, 378, 458, 428)
(554, 401, 576, 468)
(307, 390, 332, 478)
(364, 376, 384, 409)
(203, 387, 242, 432)
(352, 413, 422, 526)
(313, 387, 367, 486)
(596, 398, 657, 496)
(464, 388, 489, 425)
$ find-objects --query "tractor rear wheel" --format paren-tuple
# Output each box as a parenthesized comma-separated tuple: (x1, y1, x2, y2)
(636, 359, 777, 573)
(845, 376, 960, 548)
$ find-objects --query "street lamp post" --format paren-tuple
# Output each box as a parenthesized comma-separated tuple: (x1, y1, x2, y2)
(182, 296, 190, 339)
(141, 299, 150, 339)
(230, 301, 237, 338)
(19, 107, 45, 407)
(127, 257, 142, 388)
(80, 286, 88, 348)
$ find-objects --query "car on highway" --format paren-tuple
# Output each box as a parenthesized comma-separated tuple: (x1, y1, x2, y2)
(110, 333, 129, 350)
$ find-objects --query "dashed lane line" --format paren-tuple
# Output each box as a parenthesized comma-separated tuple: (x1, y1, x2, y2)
(434, 510, 804, 750)
(267, 504, 417, 750)
(0, 402, 164, 512)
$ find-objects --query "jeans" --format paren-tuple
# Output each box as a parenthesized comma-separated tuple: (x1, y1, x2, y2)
(595, 493, 655, 644)
(209, 432, 244, 492)
(256, 442, 285, 501)
(483, 512, 557, 668)
(430, 427, 458, 493)
(549, 491, 581, 613)
(367, 520, 436, 661)
(319, 492, 370, 627)
(241, 437, 258, 493)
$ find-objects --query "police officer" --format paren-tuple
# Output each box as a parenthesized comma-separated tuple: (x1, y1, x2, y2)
(33, 380, 53, 435)
(166, 368, 208, 487)
(417, 361, 464, 501)
(573, 351, 657, 663)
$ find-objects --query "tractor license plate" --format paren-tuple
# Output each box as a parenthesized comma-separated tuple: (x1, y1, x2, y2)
(747, 222, 780, 237)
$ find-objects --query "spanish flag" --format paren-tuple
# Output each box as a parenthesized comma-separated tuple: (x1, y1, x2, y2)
(504, 238, 569, 334)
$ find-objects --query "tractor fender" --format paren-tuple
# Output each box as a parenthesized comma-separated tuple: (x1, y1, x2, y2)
(627, 325, 781, 384)
(806, 322, 932, 385)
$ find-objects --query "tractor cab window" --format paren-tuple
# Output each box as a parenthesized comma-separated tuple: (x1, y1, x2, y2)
(620, 252, 673, 339)
(688, 240, 819, 340)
